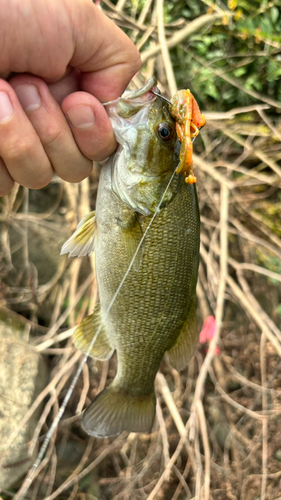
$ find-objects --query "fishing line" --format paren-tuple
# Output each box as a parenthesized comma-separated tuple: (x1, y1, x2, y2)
(15, 164, 178, 500)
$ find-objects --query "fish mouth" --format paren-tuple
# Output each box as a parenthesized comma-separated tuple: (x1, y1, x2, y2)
(102, 77, 163, 119)
(122, 76, 158, 100)
(103, 77, 157, 106)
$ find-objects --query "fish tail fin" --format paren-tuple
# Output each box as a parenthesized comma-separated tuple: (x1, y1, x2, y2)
(82, 385, 156, 438)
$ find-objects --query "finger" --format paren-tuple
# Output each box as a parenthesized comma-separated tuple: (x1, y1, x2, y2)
(0, 157, 14, 196)
(0, 79, 53, 189)
(10, 75, 94, 183)
(62, 91, 117, 161)
(70, 3, 141, 101)
(47, 68, 80, 105)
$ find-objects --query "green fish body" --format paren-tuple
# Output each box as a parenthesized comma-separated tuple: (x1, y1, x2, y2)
(61, 78, 200, 438)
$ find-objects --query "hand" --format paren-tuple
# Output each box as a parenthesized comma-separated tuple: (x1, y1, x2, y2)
(0, 0, 141, 196)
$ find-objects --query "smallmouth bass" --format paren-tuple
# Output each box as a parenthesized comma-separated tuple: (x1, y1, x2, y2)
(61, 78, 201, 438)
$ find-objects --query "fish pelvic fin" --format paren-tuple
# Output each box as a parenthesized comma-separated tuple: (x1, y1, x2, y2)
(61, 211, 96, 257)
(82, 385, 156, 438)
(73, 304, 114, 360)
(167, 297, 198, 371)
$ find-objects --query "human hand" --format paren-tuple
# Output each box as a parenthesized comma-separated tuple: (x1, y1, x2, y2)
(0, 0, 141, 196)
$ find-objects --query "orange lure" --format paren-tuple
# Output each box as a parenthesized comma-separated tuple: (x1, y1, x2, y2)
(171, 90, 205, 184)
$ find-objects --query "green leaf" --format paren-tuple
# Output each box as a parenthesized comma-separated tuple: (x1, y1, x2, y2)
(270, 6, 279, 24)
(267, 59, 281, 82)
(234, 67, 248, 77)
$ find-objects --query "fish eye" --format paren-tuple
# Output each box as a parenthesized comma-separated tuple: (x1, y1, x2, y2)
(157, 123, 174, 142)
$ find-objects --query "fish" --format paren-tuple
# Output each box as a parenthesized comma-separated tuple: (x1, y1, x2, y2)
(61, 77, 201, 438)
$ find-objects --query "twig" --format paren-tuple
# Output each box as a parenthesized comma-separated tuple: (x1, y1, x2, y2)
(194, 420, 203, 500)
(222, 354, 280, 394)
(44, 437, 125, 500)
(222, 128, 281, 178)
(75, 362, 90, 414)
(190, 184, 229, 440)
(258, 109, 281, 142)
(116, 0, 129, 13)
(172, 465, 191, 497)
(138, 0, 154, 26)
(197, 399, 210, 500)
(230, 217, 281, 260)
(193, 154, 234, 189)
(146, 432, 189, 500)
(136, 26, 156, 51)
(141, 13, 228, 63)
(204, 103, 270, 120)
(35, 327, 75, 352)
(260, 333, 268, 500)
(39, 272, 94, 341)
(29, 373, 70, 456)
(229, 261, 281, 284)
(227, 275, 281, 357)
(68, 259, 82, 327)
(209, 367, 266, 421)
(156, 373, 187, 438)
(44, 441, 57, 498)
(157, 0, 177, 95)
(132, 0, 154, 44)
(237, 270, 281, 343)
(156, 399, 171, 481)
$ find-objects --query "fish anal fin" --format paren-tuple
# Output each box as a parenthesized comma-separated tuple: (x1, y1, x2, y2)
(73, 304, 114, 360)
(61, 211, 96, 257)
(82, 385, 156, 438)
(167, 298, 198, 371)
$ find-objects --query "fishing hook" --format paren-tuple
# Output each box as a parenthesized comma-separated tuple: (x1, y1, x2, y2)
(151, 90, 172, 105)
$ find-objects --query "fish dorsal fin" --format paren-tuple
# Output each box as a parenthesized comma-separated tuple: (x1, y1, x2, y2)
(167, 298, 198, 371)
(73, 304, 114, 360)
(61, 211, 96, 257)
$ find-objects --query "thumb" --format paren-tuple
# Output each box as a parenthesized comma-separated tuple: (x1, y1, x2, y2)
(70, 2, 141, 101)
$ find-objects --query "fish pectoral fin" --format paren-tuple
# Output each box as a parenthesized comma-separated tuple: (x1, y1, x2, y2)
(122, 226, 144, 271)
(167, 298, 198, 371)
(82, 385, 156, 438)
(117, 212, 144, 271)
(73, 304, 114, 360)
(61, 211, 96, 257)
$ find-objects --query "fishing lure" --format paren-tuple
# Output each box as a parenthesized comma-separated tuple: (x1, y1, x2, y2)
(171, 89, 205, 184)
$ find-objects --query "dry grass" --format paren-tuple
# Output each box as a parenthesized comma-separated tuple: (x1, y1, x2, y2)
(1, 1, 281, 498)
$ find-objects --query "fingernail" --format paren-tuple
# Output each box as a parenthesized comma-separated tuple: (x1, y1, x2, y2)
(67, 106, 95, 129)
(15, 84, 41, 112)
(0, 92, 13, 122)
